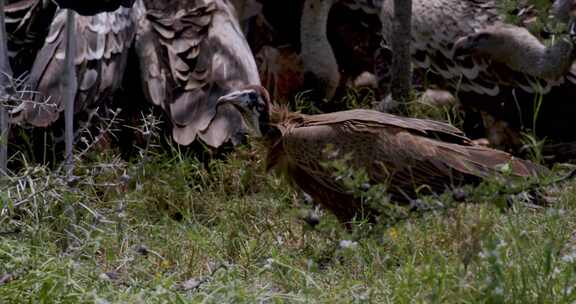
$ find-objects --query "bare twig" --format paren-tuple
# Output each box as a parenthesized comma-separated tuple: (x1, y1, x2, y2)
(75, 108, 123, 159)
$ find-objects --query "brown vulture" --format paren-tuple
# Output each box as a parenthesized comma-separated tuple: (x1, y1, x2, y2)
(217, 86, 543, 224)
(133, 0, 261, 147)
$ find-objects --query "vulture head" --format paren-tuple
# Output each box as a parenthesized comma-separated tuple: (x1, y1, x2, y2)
(217, 85, 271, 137)
(453, 25, 542, 59)
(454, 1, 576, 60)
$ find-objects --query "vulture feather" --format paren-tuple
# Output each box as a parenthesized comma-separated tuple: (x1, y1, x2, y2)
(5, 0, 57, 76)
(133, 0, 261, 148)
(53, 0, 136, 16)
(218, 86, 544, 224)
(10, 5, 135, 129)
(5, 0, 137, 75)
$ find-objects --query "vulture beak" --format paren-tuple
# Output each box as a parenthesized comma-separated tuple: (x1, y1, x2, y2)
(217, 89, 263, 137)
(453, 36, 475, 59)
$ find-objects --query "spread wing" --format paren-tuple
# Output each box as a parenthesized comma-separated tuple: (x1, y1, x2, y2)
(10, 6, 135, 127)
(272, 111, 540, 205)
(133, 0, 260, 148)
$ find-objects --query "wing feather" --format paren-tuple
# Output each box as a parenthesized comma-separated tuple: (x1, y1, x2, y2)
(133, 0, 260, 147)
(273, 111, 541, 205)
(295, 109, 470, 144)
(5, 0, 57, 75)
(11, 6, 135, 127)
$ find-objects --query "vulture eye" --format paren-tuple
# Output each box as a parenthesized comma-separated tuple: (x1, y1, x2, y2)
(247, 91, 259, 102)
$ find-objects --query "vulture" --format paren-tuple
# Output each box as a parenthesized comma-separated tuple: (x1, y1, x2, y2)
(300, 0, 576, 155)
(5, 0, 261, 151)
(217, 86, 543, 224)
(132, 0, 261, 148)
(9, 2, 135, 130)
(453, 24, 575, 81)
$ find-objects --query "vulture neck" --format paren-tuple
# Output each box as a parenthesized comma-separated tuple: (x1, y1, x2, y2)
(265, 105, 303, 137)
(489, 35, 574, 79)
(300, 0, 340, 100)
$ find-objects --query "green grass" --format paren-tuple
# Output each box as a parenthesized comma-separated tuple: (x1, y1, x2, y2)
(1, 141, 576, 303)
(1, 90, 576, 303)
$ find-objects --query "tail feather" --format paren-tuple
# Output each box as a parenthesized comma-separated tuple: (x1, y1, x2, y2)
(439, 144, 545, 179)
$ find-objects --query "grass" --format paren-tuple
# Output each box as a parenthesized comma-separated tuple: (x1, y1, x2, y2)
(1, 92, 576, 303)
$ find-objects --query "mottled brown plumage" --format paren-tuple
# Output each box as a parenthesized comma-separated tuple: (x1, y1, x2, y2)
(218, 86, 543, 224)
(133, 0, 260, 148)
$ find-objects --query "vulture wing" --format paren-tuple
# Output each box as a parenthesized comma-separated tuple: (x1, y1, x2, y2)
(133, 0, 260, 148)
(272, 109, 541, 210)
(11, 6, 135, 127)
(5, 0, 57, 75)
(296, 109, 471, 144)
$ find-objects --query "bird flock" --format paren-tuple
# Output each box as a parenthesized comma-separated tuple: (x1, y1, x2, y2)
(2, 0, 576, 225)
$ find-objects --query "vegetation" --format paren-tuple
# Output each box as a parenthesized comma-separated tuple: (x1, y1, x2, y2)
(1, 90, 576, 303)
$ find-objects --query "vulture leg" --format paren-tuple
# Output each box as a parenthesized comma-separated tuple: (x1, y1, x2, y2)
(389, 0, 412, 107)
(0, 0, 12, 177)
(64, 9, 77, 176)
(374, 46, 393, 98)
